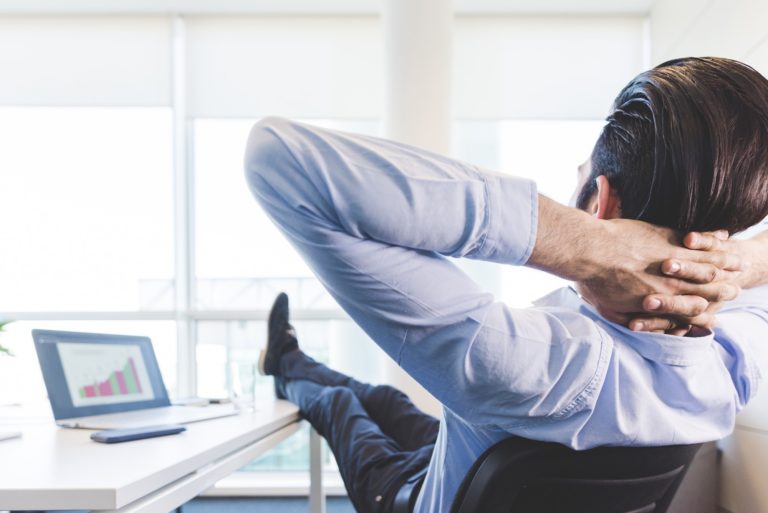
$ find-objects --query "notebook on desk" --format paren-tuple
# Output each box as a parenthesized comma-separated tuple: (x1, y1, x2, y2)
(32, 329, 238, 429)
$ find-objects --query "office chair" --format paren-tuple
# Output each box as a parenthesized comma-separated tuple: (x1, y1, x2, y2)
(444, 436, 702, 513)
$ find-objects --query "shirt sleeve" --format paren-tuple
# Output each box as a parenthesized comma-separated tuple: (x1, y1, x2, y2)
(713, 285, 768, 410)
(244, 117, 606, 426)
(246, 117, 538, 266)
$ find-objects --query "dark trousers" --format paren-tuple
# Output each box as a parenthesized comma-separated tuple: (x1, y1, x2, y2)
(276, 350, 439, 513)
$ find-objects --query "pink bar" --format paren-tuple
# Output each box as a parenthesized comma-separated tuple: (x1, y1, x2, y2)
(98, 380, 113, 396)
(84, 385, 96, 398)
(115, 371, 129, 394)
(129, 357, 143, 393)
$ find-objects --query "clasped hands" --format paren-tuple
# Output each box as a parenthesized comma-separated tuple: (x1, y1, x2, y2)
(577, 219, 763, 335)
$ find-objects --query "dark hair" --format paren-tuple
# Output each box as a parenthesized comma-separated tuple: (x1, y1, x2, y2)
(576, 57, 768, 234)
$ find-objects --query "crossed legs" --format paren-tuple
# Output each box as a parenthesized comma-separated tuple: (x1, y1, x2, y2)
(277, 351, 438, 513)
(261, 293, 438, 513)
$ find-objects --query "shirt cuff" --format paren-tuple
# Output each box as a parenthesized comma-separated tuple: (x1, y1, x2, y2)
(476, 170, 538, 266)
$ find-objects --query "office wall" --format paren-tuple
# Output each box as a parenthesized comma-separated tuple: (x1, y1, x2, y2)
(650, 2, 768, 511)
(651, 0, 768, 74)
(454, 16, 647, 120)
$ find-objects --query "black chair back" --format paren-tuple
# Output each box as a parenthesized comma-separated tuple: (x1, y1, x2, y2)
(449, 436, 702, 513)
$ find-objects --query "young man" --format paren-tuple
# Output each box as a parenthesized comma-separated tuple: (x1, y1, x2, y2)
(245, 57, 768, 513)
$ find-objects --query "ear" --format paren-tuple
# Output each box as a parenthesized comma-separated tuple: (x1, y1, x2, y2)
(594, 175, 622, 220)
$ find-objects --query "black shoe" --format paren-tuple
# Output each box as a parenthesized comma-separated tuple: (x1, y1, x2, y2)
(258, 292, 299, 376)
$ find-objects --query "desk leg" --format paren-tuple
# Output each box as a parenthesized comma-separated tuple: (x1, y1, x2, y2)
(309, 427, 326, 513)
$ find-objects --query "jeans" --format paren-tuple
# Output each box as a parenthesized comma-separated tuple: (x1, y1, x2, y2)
(276, 350, 439, 513)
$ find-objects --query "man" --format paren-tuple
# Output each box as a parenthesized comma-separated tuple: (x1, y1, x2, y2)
(245, 57, 768, 513)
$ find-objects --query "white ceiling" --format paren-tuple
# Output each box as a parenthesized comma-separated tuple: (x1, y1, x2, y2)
(0, 0, 655, 16)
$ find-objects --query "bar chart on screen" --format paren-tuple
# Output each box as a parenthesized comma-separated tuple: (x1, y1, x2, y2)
(57, 342, 155, 406)
(78, 356, 144, 398)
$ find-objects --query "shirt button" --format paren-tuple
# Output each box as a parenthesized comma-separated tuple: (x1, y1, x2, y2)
(375, 495, 383, 502)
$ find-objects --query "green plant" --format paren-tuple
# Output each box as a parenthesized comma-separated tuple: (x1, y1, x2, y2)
(0, 321, 12, 356)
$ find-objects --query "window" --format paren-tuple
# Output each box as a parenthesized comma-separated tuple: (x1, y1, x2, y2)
(454, 120, 606, 306)
(0, 14, 388, 484)
(193, 118, 384, 473)
(0, 107, 175, 312)
(193, 118, 378, 311)
(192, 117, 385, 401)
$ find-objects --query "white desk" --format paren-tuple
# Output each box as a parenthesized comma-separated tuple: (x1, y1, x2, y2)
(0, 401, 326, 513)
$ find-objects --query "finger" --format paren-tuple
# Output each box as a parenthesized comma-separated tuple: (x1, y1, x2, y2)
(690, 230, 730, 244)
(704, 301, 725, 315)
(687, 249, 743, 272)
(675, 281, 741, 302)
(631, 302, 723, 332)
(684, 232, 723, 251)
(683, 302, 724, 329)
(631, 313, 714, 332)
(629, 317, 692, 335)
(684, 232, 718, 250)
(661, 259, 720, 283)
(685, 310, 717, 329)
(643, 294, 709, 317)
(629, 317, 676, 332)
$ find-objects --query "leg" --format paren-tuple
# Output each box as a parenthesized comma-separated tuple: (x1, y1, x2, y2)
(284, 378, 433, 513)
(358, 383, 439, 451)
(309, 427, 325, 513)
(282, 349, 439, 451)
(263, 293, 439, 450)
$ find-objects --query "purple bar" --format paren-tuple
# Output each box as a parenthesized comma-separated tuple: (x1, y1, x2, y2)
(129, 357, 143, 393)
(115, 370, 129, 394)
(84, 385, 96, 398)
(98, 380, 113, 396)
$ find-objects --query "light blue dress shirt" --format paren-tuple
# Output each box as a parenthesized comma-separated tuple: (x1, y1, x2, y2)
(244, 117, 766, 513)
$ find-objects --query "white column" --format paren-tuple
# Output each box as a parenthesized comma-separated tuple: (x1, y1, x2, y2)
(383, 0, 453, 154)
(171, 16, 197, 400)
(382, 0, 454, 417)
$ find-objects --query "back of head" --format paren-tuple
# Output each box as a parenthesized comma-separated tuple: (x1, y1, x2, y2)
(577, 57, 768, 233)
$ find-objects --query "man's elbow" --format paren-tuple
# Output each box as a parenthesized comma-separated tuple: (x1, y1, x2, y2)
(243, 116, 296, 195)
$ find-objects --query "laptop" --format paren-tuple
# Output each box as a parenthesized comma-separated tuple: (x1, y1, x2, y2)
(33, 329, 238, 429)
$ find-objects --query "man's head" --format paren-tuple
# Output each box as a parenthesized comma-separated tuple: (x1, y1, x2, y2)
(575, 57, 768, 234)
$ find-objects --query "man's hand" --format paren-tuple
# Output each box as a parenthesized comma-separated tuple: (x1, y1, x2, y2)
(528, 196, 744, 327)
(631, 229, 768, 332)
(575, 220, 742, 326)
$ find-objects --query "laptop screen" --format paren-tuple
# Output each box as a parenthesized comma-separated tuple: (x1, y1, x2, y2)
(33, 330, 171, 420)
